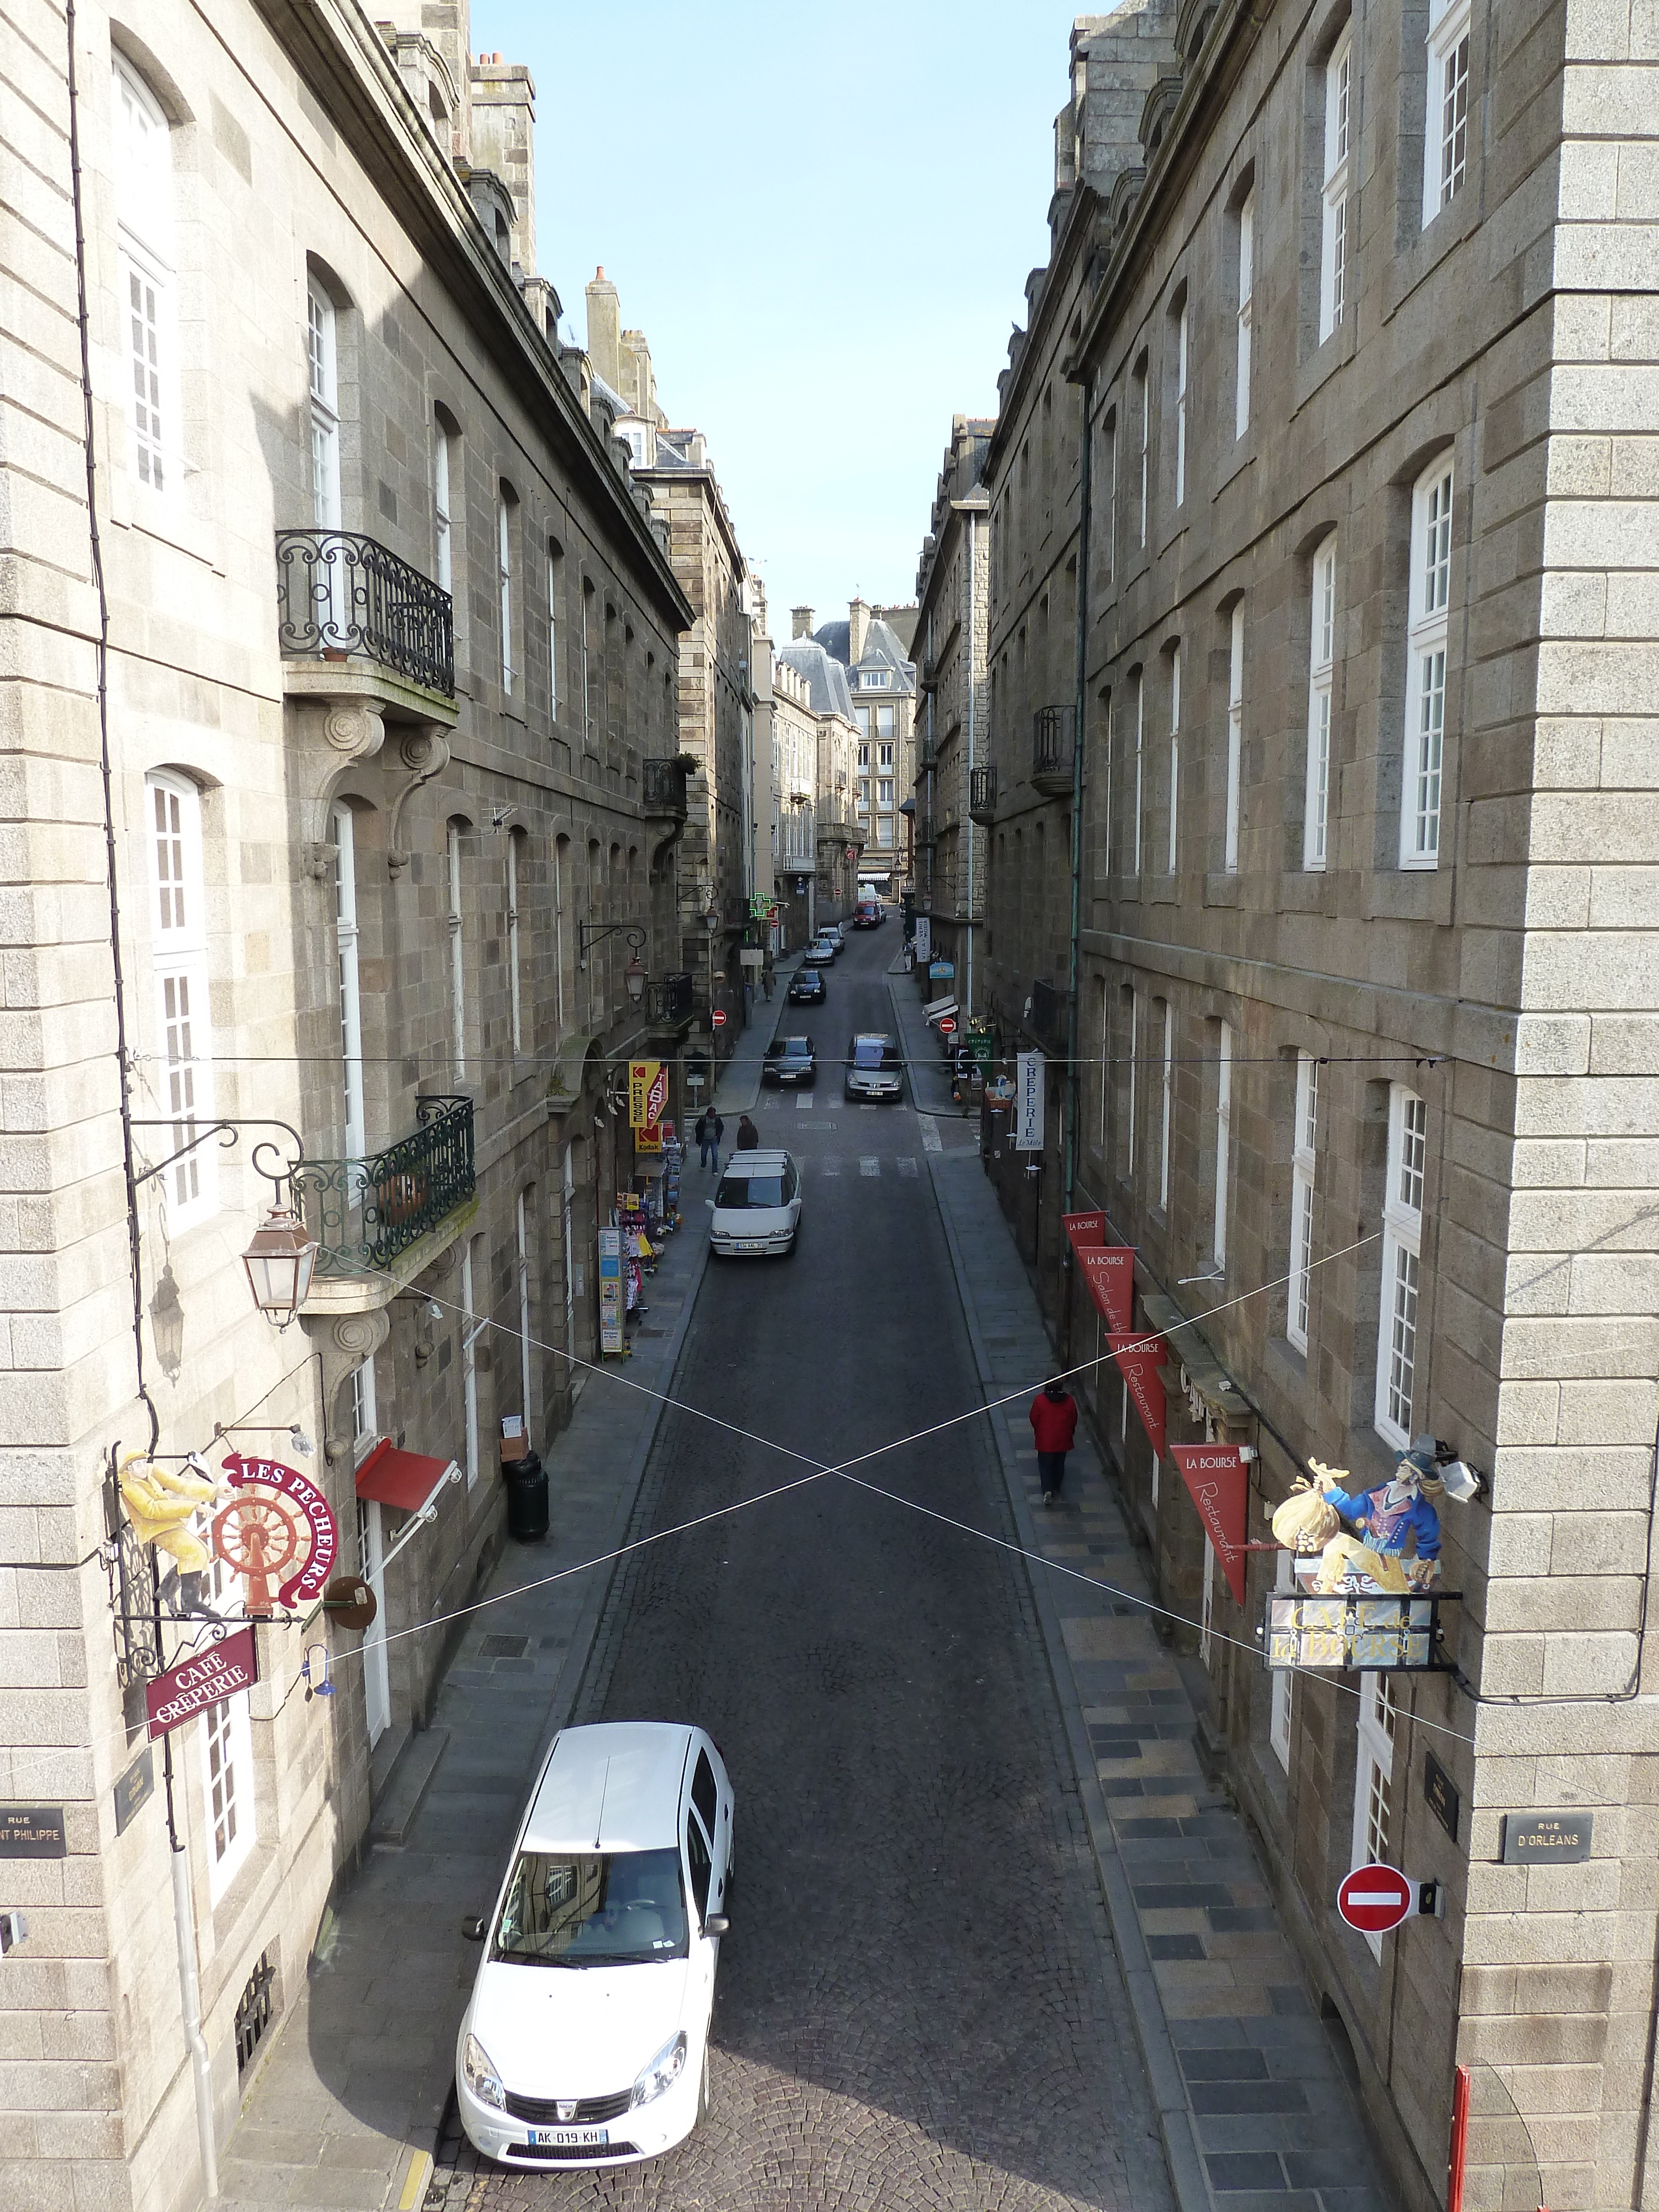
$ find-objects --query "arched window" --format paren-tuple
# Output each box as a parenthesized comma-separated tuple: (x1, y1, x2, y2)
(112, 56, 175, 492)
(145, 770, 216, 1228)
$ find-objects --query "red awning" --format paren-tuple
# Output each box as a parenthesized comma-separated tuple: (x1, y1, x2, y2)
(354, 1437, 459, 1514)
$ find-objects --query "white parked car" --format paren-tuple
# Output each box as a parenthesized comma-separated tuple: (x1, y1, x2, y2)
(456, 1721, 734, 2170)
(708, 1149, 801, 1256)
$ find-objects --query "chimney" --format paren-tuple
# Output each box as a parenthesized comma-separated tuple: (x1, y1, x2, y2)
(848, 597, 870, 665)
(791, 606, 815, 640)
(468, 54, 536, 272)
(585, 266, 621, 393)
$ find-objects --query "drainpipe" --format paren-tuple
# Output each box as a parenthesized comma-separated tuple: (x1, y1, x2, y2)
(964, 510, 977, 1021)
(1063, 372, 1093, 1220)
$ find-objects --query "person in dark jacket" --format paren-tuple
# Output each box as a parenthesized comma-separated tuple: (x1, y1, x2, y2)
(735, 1114, 760, 1150)
(1029, 1379, 1079, 1506)
(695, 1108, 724, 1171)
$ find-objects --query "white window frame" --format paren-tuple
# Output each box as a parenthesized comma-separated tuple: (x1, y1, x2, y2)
(1401, 459, 1453, 868)
(878, 778, 894, 807)
(201, 1688, 254, 1903)
(878, 743, 894, 771)
(1167, 644, 1181, 873)
(1213, 1021, 1231, 1269)
(1305, 536, 1337, 870)
(1288, 1051, 1319, 1352)
(1126, 990, 1139, 1174)
(307, 279, 341, 533)
(863, 669, 890, 690)
(1104, 411, 1118, 583)
(497, 489, 513, 692)
(434, 424, 452, 594)
(112, 57, 176, 496)
(1352, 1672, 1397, 1956)
(1225, 604, 1244, 872)
(1319, 29, 1353, 344)
(547, 545, 560, 719)
(1136, 357, 1150, 549)
(1131, 672, 1144, 878)
(1158, 999, 1173, 1212)
(1097, 982, 1110, 1157)
(515, 1188, 533, 1427)
(507, 831, 524, 1055)
(332, 804, 366, 1161)
(461, 1236, 482, 1488)
(447, 821, 466, 1078)
(877, 705, 895, 738)
(1375, 1083, 1427, 1447)
(1174, 304, 1189, 508)
(1235, 191, 1254, 441)
(1269, 1549, 1295, 1769)
(146, 771, 216, 1231)
(1422, 0, 1472, 226)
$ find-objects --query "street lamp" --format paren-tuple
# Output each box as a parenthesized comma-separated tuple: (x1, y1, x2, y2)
(624, 953, 646, 1005)
(241, 1201, 319, 1327)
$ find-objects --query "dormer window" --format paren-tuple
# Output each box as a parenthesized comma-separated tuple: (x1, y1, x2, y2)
(862, 669, 889, 690)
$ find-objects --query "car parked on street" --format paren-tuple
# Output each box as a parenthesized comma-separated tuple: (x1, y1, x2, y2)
(762, 1035, 815, 1087)
(852, 900, 883, 928)
(787, 967, 826, 1004)
(819, 922, 846, 948)
(801, 937, 836, 968)
(456, 1721, 734, 2171)
(844, 1033, 904, 1103)
(708, 1150, 801, 1256)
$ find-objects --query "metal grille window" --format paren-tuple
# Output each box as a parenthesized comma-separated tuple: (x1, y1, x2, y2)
(581, 582, 594, 747)
(234, 1952, 275, 2076)
(1167, 645, 1181, 873)
(147, 773, 215, 1228)
(332, 804, 366, 1161)
(1305, 538, 1337, 870)
(1225, 604, 1244, 873)
(1351, 1673, 1397, 1953)
(1288, 1052, 1319, 1351)
(1319, 30, 1353, 343)
(201, 1686, 253, 1901)
(1125, 990, 1139, 1176)
(516, 1188, 533, 1428)
(1402, 461, 1454, 865)
(1235, 191, 1254, 441)
(1213, 1021, 1232, 1269)
(879, 743, 893, 770)
(1375, 1084, 1427, 1446)
(1424, 0, 1472, 222)
(112, 57, 174, 492)
(1103, 409, 1118, 583)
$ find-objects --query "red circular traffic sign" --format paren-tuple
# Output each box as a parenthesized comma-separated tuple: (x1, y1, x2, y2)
(938, 1016, 957, 1036)
(712, 1009, 728, 1029)
(1337, 1863, 1413, 1935)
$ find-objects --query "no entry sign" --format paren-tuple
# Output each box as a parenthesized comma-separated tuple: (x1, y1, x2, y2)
(712, 1009, 728, 1029)
(1338, 1862, 1413, 1935)
(938, 1016, 957, 1035)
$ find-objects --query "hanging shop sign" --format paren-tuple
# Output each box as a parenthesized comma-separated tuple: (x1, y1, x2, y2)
(1261, 1585, 1451, 1672)
(117, 1450, 218, 1574)
(1063, 1211, 1105, 1246)
(966, 1031, 994, 1073)
(215, 1455, 338, 1617)
(984, 1073, 1015, 1106)
(1015, 1052, 1045, 1151)
(1170, 1444, 1250, 1605)
(144, 1626, 259, 1741)
(914, 917, 931, 963)
(749, 895, 778, 921)
(628, 1061, 667, 1131)
(0, 1806, 66, 1860)
(1108, 1333, 1167, 1457)
(929, 960, 954, 980)
(598, 1226, 624, 1354)
(1268, 1452, 1443, 1598)
(1065, 1215, 1135, 1334)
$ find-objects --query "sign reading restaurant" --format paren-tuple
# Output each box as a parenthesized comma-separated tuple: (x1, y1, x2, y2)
(144, 1626, 259, 1741)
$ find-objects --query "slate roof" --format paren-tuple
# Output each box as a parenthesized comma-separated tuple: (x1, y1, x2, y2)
(815, 615, 916, 697)
(776, 637, 857, 722)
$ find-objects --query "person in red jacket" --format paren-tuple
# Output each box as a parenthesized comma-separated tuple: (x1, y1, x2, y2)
(1030, 1379, 1078, 1507)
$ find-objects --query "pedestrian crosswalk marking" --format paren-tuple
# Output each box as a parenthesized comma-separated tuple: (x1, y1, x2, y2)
(821, 1157, 841, 1177)
(859, 1104, 877, 1113)
(897, 1157, 917, 1177)
(859, 1157, 879, 1177)
(920, 1119, 943, 1154)
(796, 1092, 812, 1108)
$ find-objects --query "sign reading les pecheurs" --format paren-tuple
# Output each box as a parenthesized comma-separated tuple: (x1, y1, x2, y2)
(217, 1454, 337, 1613)
(145, 1626, 258, 1740)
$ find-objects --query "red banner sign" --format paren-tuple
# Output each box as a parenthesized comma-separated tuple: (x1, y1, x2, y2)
(1170, 1443, 1250, 1604)
(145, 1626, 258, 1740)
(1109, 1334, 1167, 1458)
(1078, 1249, 1135, 1333)
(218, 1455, 338, 1614)
(1063, 1211, 1104, 1248)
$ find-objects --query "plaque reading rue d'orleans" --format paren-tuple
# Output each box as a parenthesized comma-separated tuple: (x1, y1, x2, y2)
(1503, 1811, 1593, 1865)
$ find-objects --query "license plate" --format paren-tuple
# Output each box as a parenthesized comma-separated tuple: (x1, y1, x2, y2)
(737, 1240, 762, 1252)
(529, 2126, 608, 2148)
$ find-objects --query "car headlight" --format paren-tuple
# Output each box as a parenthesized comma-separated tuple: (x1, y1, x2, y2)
(630, 2029, 687, 2109)
(463, 2032, 507, 2111)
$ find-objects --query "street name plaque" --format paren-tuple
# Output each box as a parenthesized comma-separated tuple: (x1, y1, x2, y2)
(1502, 1812, 1592, 1865)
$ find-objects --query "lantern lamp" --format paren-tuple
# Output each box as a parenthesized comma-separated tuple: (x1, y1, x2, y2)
(241, 1203, 319, 1326)
(624, 954, 646, 1005)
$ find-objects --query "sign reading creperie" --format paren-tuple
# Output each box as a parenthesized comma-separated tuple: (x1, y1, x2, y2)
(144, 1626, 258, 1741)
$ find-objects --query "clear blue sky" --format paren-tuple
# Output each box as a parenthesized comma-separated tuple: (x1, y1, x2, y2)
(475, 0, 1077, 629)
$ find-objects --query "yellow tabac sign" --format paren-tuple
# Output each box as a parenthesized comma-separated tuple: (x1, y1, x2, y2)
(629, 1061, 667, 1150)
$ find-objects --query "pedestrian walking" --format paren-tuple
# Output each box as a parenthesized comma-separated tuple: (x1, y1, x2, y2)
(695, 1108, 724, 1172)
(735, 1113, 759, 1151)
(1029, 1378, 1078, 1506)
(761, 964, 774, 1002)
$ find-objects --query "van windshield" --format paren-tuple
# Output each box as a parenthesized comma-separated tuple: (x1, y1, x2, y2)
(491, 1848, 688, 1967)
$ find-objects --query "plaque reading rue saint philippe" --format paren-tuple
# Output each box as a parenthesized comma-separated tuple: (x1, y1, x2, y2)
(0, 1806, 67, 1859)
(1503, 1811, 1593, 1865)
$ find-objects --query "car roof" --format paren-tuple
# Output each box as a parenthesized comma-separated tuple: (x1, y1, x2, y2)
(779, 1035, 812, 1048)
(852, 1031, 897, 1046)
(721, 1149, 793, 1173)
(525, 1722, 693, 1853)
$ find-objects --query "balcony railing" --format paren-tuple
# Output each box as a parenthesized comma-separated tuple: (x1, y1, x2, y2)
(1032, 706, 1075, 794)
(275, 529, 455, 697)
(657, 971, 695, 1020)
(294, 1095, 474, 1277)
(969, 764, 998, 823)
(642, 758, 690, 817)
(1030, 978, 1068, 1053)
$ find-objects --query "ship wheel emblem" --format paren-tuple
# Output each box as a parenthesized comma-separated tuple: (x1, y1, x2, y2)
(212, 1492, 310, 1617)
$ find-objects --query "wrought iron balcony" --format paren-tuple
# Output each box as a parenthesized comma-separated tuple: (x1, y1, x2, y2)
(655, 971, 695, 1021)
(1032, 706, 1075, 796)
(642, 758, 690, 817)
(1029, 978, 1068, 1053)
(275, 529, 455, 698)
(969, 764, 998, 824)
(294, 1095, 474, 1277)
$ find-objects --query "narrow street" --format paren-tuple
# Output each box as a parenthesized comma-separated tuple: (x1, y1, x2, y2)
(440, 929, 1173, 2210)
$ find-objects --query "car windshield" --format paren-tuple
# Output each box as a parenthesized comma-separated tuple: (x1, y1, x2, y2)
(781, 1038, 810, 1056)
(716, 1173, 787, 1208)
(491, 1848, 688, 1968)
(853, 1040, 894, 1069)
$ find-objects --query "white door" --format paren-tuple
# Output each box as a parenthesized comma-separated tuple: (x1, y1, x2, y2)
(357, 1496, 390, 1746)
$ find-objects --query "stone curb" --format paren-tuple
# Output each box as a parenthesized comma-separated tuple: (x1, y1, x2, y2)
(883, 971, 973, 1122)
(921, 1150, 1213, 2212)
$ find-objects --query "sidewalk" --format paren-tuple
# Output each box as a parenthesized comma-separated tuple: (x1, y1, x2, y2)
(216, 1213, 712, 2212)
(925, 1150, 1391, 2212)
(711, 950, 801, 1113)
(885, 956, 967, 1118)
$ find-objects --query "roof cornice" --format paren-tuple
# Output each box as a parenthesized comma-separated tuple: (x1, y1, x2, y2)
(984, 178, 1100, 480)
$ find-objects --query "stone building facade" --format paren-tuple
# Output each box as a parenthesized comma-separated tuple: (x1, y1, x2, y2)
(0, 2, 693, 2206)
(810, 599, 917, 895)
(971, 4, 1659, 2210)
(912, 416, 994, 1004)
(776, 623, 867, 921)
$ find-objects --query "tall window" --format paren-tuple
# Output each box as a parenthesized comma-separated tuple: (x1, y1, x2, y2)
(1319, 29, 1353, 343)
(1423, 0, 1472, 223)
(1235, 191, 1254, 440)
(112, 58, 174, 493)
(1173, 304, 1189, 508)
(1376, 1083, 1428, 1446)
(507, 831, 524, 1055)
(581, 581, 594, 747)
(201, 1686, 253, 1902)
(1402, 459, 1453, 866)
(332, 805, 365, 1160)
(433, 421, 452, 593)
(461, 1235, 483, 1488)
(447, 821, 466, 1077)
(547, 541, 562, 719)
(1288, 1052, 1319, 1351)
(497, 487, 514, 692)
(146, 773, 215, 1230)
(877, 705, 895, 738)
(1305, 537, 1337, 869)
(1103, 410, 1118, 585)
(307, 279, 341, 531)
(878, 743, 894, 770)
(515, 1188, 533, 1427)
(1135, 354, 1150, 549)
(1157, 999, 1173, 1211)
(1213, 1022, 1232, 1269)
(1352, 1673, 1397, 1954)
(552, 835, 568, 1032)
(1225, 604, 1244, 873)
(1131, 672, 1144, 877)
(1167, 645, 1181, 873)
(1125, 988, 1139, 1176)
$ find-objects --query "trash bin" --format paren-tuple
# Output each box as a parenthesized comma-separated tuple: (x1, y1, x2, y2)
(505, 1451, 547, 1542)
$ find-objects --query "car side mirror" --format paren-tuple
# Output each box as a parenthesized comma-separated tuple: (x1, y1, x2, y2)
(703, 1914, 729, 1938)
(705, 1198, 716, 1209)
(461, 1915, 487, 1942)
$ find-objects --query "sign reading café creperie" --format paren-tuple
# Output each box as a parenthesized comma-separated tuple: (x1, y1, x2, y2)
(145, 1626, 259, 1741)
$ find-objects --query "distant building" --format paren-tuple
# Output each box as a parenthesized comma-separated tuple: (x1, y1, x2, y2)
(776, 623, 867, 920)
(810, 599, 917, 896)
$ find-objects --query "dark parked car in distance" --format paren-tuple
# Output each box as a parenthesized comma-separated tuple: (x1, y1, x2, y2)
(763, 1035, 816, 1086)
(787, 967, 827, 1003)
